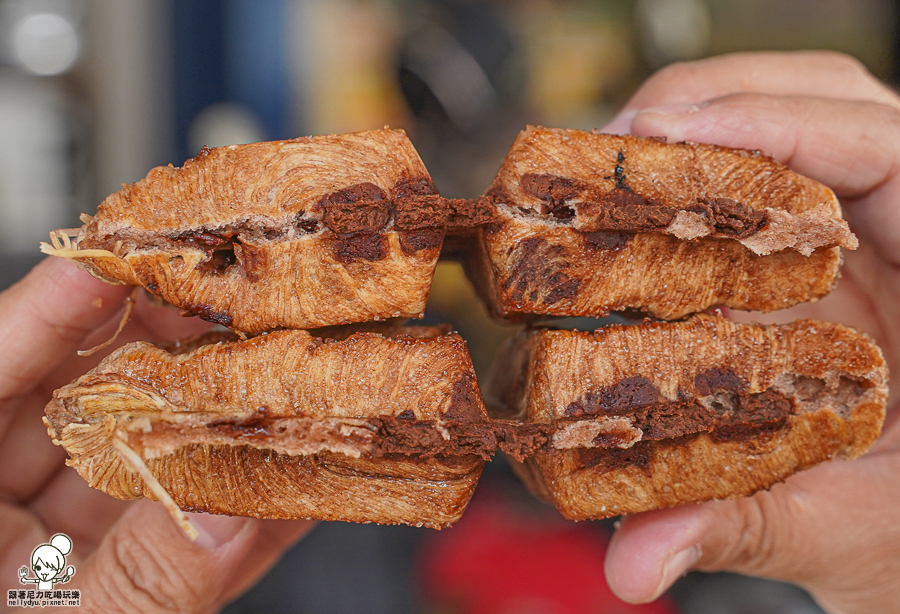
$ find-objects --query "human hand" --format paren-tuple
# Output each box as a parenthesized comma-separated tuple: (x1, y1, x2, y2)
(601, 51, 900, 614)
(0, 257, 314, 613)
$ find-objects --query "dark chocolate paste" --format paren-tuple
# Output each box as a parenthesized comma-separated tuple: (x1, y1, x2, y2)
(513, 172, 768, 239)
(694, 367, 745, 395)
(564, 373, 796, 442)
(576, 417, 791, 475)
(581, 230, 631, 251)
(189, 368, 800, 470)
(521, 173, 579, 220)
(317, 182, 391, 235)
(577, 440, 655, 475)
(197, 373, 797, 465)
(200, 413, 555, 462)
(443, 375, 484, 422)
(79, 175, 459, 269)
(501, 237, 581, 306)
(369, 417, 558, 462)
(333, 232, 389, 264)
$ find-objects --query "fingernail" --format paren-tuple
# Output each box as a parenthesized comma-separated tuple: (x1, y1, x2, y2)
(599, 109, 638, 135)
(638, 101, 709, 117)
(653, 545, 702, 600)
(189, 512, 250, 550)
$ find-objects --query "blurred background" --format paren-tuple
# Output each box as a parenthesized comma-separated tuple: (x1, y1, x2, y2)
(0, 0, 897, 612)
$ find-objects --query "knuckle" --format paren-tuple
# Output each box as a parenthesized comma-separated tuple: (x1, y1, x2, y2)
(714, 489, 807, 578)
(91, 526, 202, 613)
(810, 51, 893, 99)
(728, 496, 779, 572)
(651, 60, 697, 88)
(812, 50, 870, 76)
(875, 101, 900, 128)
(634, 60, 701, 101)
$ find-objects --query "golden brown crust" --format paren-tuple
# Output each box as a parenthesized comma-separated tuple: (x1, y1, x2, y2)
(67, 439, 483, 528)
(45, 327, 489, 526)
(488, 316, 887, 422)
(41, 126, 859, 328)
(489, 127, 850, 247)
(487, 316, 888, 519)
(468, 127, 855, 321)
(38, 126, 888, 526)
(469, 215, 842, 321)
(510, 400, 882, 520)
(48, 328, 484, 424)
(42, 129, 446, 333)
(87, 130, 433, 235)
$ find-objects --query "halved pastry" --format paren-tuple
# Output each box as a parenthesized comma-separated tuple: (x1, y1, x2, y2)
(464, 126, 858, 321)
(42, 129, 448, 334)
(44, 326, 494, 528)
(484, 316, 887, 520)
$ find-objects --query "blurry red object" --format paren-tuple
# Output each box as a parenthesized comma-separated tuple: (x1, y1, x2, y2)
(418, 492, 677, 614)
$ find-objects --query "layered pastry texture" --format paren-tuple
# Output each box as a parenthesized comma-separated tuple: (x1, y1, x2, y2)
(44, 326, 496, 527)
(484, 316, 887, 520)
(463, 126, 858, 321)
(41, 127, 861, 331)
(40, 127, 886, 528)
(41, 129, 450, 334)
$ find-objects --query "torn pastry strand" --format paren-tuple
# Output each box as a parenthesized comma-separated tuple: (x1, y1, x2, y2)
(484, 316, 886, 520)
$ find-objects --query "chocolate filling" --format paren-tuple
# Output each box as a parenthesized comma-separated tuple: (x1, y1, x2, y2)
(172, 371, 797, 463)
(106, 368, 850, 475)
(333, 232, 389, 264)
(564, 374, 796, 440)
(78, 176, 460, 268)
(514, 172, 769, 238)
(520, 173, 579, 220)
(501, 237, 581, 306)
(195, 414, 555, 462)
(576, 418, 791, 475)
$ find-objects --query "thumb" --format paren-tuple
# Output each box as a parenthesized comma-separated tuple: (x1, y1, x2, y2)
(604, 425, 900, 613)
(74, 500, 259, 613)
(630, 93, 900, 201)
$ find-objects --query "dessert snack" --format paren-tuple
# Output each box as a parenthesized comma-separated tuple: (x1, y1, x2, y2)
(44, 326, 498, 528)
(40, 127, 888, 530)
(463, 126, 858, 321)
(41, 129, 450, 334)
(484, 316, 887, 520)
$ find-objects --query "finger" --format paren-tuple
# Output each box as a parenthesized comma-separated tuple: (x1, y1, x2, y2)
(0, 391, 67, 502)
(214, 519, 316, 608)
(605, 423, 900, 611)
(631, 93, 900, 201)
(37, 296, 214, 396)
(0, 258, 129, 405)
(28, 466, 131, 554)
(28, 462, 312, 585)
(75, 500, 311, 613)
(0, 502, 46, 590)
(623, 51, 900, 114)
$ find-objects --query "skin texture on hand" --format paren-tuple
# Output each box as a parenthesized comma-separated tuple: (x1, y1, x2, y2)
(0, 257, 314, 613)
(602, 51, 900, 614)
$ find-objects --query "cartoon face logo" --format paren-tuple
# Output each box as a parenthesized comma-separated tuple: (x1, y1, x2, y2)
(18, 534, 76, 591)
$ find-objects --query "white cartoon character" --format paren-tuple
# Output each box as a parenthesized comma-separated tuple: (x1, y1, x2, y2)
(18, 533, 76, 590)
